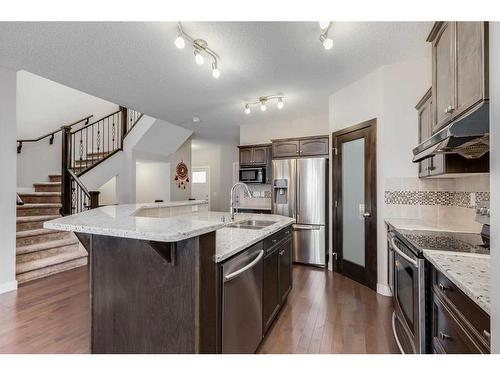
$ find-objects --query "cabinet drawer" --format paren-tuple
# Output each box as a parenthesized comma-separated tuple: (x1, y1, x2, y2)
(432, 295, 483, 354)
(433, 268, 490, 346)
(264, 226, 292, 252)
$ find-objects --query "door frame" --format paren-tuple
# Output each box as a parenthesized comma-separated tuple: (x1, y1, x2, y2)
(192, 165, 211, 210)
(332, 118, 377, 291)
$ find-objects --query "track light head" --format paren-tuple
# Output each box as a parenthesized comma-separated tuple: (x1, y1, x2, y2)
(212, 62, 220, 78)
(320, 34, 333, 50)
(245, 104, 251, 114)
(194, 49, 204, 65)
(277, 97, 284, 109)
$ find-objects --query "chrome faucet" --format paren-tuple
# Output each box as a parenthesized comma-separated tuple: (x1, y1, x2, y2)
(230, 182, 252, 221)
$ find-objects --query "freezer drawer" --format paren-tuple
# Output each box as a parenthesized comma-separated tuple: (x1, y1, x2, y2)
(292, 224, 326, 266)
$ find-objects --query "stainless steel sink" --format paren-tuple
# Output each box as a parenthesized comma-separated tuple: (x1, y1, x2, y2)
(226, 219, 278, 230)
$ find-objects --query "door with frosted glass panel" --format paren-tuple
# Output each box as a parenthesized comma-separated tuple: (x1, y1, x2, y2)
(333, 119, 377, 291)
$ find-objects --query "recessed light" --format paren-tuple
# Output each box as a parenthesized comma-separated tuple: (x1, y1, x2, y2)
(193, 117, 201, 123)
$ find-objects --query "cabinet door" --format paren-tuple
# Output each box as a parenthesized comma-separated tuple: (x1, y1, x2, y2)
(432, 22, 454, 133)
(418, 95, 432, 177)
(252, 147, 267, 165)
(263, 249, 280, 333)
(299, 138, 329, 156)
(279, 238, 292, 303)
(239, 148, 253, 165)
(455, 22, 486, 116)
(272, 141, 299, 158)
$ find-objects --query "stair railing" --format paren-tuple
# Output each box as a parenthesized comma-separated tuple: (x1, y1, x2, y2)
(61, 106, 142, 215)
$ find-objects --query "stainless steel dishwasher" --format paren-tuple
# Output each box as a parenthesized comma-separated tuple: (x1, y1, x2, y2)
(222, 242, 264, 354)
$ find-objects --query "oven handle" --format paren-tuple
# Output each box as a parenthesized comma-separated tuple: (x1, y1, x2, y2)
(390, 237, 418, 268)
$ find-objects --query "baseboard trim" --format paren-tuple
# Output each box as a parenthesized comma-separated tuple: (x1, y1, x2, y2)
(0, 280, 18, 295)
(377, 283, 392, 297)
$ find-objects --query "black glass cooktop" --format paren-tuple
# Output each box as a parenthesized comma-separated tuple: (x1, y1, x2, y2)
(396, 229, 490, 255)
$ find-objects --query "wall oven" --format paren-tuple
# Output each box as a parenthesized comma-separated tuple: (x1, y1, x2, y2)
(239, 167, 266, 184)
(388, 231, 427, 354)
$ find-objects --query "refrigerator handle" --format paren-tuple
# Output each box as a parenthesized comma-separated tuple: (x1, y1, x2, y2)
(296, 162, 299, 222)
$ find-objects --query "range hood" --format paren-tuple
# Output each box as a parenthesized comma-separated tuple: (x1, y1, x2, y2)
(412, 102, 489, 163)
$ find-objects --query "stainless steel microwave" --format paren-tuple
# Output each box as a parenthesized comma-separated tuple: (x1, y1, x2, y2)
(239, 167, 266, 183)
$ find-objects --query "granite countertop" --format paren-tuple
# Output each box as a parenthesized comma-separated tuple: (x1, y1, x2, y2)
(44, 200, 222, 242)
(385, 218, 480, 233)
(215, 213, 294, 262)
(423, 250, 490, 314)
(45, 201, 294, 262)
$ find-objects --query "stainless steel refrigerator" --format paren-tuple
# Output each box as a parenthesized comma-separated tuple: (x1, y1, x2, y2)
(272, 157, 328, 267)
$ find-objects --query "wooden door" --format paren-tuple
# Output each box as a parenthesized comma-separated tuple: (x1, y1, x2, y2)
(416, 89, 432, 177)
(299, 137, 329, 156)
(278, 238, 292, 304)
(263, 248, 280, 333)
(455, 22, 487, 116)
(333, 119, 377, 291)
(432, 22, 454, 133)
(272, 140, 299, 158)
(239, 148, 253, 165)
(252, 147, 267, 165)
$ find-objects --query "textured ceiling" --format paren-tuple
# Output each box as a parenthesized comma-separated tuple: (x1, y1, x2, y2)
(0, 22, 432, 139)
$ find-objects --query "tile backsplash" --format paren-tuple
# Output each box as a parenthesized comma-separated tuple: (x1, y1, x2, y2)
(384, 175, 489, 230)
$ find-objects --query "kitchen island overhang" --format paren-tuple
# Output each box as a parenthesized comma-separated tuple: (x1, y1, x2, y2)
(44, 202, 294, 354)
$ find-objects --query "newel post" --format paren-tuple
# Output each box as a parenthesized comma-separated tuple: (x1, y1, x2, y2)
(61, 125, 72, 216)
(89, 191, 100, 210)
(120, 106, 128, 145)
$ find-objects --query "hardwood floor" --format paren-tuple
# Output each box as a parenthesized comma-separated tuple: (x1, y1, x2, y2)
(0, 264, 398, 354)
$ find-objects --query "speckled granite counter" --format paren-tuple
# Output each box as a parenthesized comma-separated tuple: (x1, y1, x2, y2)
(422, 251, 490, 314)
(385, 218, 480, 233)
(45, 202, 294, 262)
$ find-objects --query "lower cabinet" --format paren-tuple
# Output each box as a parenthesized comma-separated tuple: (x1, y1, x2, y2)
(263, 227, 293, 334)
(430, 266, 490, 353)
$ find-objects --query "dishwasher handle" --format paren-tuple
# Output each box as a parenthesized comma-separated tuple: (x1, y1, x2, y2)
(224, 250, 264, 282)
(390, 237, 418, 268)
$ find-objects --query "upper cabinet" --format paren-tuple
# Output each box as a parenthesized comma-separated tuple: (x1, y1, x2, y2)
(428, 22, 488, 134)
(239, 144, 270, 166)
(272, 136, 329, 158)
(272, 140, 300, 158)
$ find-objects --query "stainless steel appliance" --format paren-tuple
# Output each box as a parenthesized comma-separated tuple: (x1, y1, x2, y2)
(239, 167, 266, 183)
(272, 157, 328, 267)
(388, 204, 491, 353)
(413, 102, 489, 162)
(221, 242, 263, 353)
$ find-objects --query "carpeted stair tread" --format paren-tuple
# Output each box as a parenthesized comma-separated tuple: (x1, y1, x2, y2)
(16, 237, 79, 255)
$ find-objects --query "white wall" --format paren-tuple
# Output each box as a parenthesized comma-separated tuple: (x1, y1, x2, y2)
(329, 56, 431, 294)
(0, 66, 18, 294)
(192, 138, 239, 211)
(240, 113, 329, 145)
(489, 21, 500, 354)
(97, 176, 117, 206)
(136, 162, 171, 203)
(16, 71, 118, 189)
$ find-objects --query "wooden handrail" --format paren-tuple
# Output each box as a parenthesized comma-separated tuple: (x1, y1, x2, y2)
(17, 114, 93, 153)
(70, 109, 121, 134)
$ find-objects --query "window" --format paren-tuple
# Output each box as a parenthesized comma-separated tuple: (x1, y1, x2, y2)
(192, 171, 207, 184)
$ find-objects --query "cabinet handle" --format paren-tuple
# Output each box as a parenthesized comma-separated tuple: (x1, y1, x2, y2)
(279, 249, 285, 256)
(272, 239, 277, 244)
(438, 283, 448, 292)
(439, 331, 451, 341)
(483, 330, 491, 341)
(444, 105, 455, 114)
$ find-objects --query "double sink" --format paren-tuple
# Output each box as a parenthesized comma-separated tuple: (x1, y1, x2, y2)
(226, 219, 277, 230)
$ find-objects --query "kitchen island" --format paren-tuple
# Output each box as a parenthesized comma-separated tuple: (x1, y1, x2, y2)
(45, 201, 294, 354)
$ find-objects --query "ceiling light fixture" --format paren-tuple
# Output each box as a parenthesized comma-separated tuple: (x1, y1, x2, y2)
(318, 21, 330, 30)
(175, 22, 221, 79)
(244, 95, 285, 114)
(318, 22, 333, 50)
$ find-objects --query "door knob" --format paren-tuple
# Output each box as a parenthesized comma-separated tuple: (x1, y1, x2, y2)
(363, 212, 371, 218)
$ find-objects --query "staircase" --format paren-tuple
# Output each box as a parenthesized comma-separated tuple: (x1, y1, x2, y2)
(16, 174, 88, 284)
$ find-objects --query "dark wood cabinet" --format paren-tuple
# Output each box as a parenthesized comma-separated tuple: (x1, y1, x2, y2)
(238, 144, 270, 166)
(262, 226, 293, 334)
(272, 136, 329, 158)
(263, 246, 280, 333)
(428, 22, 488, 134)
(430, 266, 490, 354)
(278, 238, 292, 304)
(272, 140, 299, 158)
(415, 88, 489, 178)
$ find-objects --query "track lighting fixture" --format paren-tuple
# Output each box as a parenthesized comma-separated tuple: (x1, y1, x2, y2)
(318, 22, 333, 50)
(244, 95, 285, 114)
(175, 22, 221, 79)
